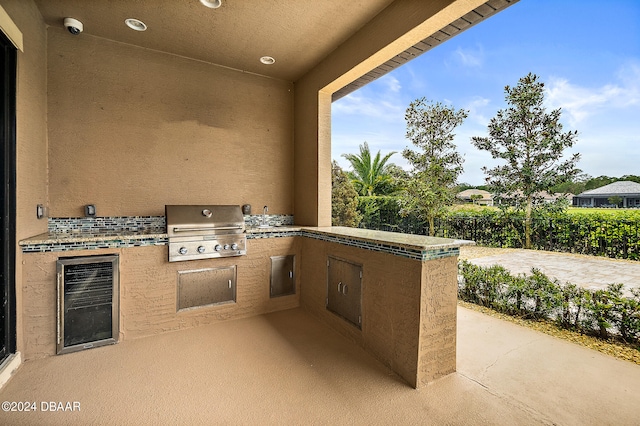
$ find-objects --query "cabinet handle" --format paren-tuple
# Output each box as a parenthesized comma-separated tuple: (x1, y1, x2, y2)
(56, 272, 62, 345)
(337, 282, 342, 293)
(342, 284, 348, 295)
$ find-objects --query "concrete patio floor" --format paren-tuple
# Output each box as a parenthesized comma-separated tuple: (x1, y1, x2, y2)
(1, 305, 639, 425)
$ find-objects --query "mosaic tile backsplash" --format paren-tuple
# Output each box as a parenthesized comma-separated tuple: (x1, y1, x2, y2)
(49, 216, 166, 234)
(48, 215, 295, 234)
(244, 214, 294, 227)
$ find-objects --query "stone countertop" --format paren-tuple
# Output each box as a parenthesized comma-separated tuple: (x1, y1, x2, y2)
(304, 226, 474, 250)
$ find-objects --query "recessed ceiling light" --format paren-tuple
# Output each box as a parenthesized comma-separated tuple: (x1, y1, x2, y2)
(200, 0, 222, 8)
(125, 18, 147, 31)
(260, 56, 276, 65)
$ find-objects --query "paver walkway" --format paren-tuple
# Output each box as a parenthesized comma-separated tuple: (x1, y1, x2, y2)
(461, 246, 640, 294)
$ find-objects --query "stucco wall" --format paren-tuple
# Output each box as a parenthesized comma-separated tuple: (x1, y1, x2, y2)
(46, 27, 294, 218)
(21, 237, 300, 359)
(418, 255, 458, 385)
(1, 0, 48, 354)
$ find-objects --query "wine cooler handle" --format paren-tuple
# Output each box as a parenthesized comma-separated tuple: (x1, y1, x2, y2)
(56, 272, 62, 345)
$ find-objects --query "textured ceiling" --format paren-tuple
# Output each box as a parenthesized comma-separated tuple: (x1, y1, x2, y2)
(34, 0, 394, 82)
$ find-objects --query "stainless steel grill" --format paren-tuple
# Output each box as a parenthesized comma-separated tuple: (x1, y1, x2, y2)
(165, 205, 247, 262)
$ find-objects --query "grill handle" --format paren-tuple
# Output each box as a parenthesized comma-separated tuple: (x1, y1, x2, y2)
(172, 226, 243, 233)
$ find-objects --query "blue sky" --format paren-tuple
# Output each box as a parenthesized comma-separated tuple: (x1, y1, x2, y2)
(331, 0, 640, 185)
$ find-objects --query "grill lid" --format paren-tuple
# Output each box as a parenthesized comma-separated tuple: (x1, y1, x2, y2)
(166, 205, 245, 238)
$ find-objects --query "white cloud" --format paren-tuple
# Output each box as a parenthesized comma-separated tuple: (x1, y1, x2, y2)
(463, 96, 491, 126)
(545, 62, 640, 126)
(384, 75, 402, 93)
(616, 61, 640, 98)
(331, 75, 405, 121)
(452, 45, 484, 68)
(332, 94, 404, 121)
(404, 64, 427, 92)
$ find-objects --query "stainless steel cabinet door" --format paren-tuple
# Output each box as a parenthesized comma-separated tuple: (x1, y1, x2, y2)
(270, 255, 295, 297)
(177, 266, 236, 311)
(327, 256, 362, 328)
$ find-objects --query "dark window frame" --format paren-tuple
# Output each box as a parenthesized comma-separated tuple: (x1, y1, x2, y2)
(1, 30, 17, 361)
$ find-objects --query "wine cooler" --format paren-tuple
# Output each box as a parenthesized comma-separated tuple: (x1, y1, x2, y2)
(56, 255, 119, 355)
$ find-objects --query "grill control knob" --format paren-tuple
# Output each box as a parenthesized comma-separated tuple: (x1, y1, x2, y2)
(178, 247, 188, 255)
(231, 243, 238, 250)
(223, 244, 230, 250)
(214, 244, 222, 252)
(197, 246, 206, 254)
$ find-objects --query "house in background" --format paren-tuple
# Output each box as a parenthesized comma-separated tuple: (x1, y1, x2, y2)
(573, 181, 640, 208)
(456, 189, 573, 207)
(538, 191, 574, 204)
(456, 189, 493, 206)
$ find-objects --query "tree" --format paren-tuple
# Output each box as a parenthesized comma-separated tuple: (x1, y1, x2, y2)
(584, 175, 616, 191)
(342, 142, 397, 196)
(401, 98, 468, 236)
(620, 175, 640, 184)
(384, 163, 409, 194)
(471, 73, 580, 249)
(581, 175, 640, 192)
(455, 182, 477, 192)
(331, 161, 362, 227)
(551, 171, 590, 195)
(470, 194, 483, 204)
(608, 196, 623, 207)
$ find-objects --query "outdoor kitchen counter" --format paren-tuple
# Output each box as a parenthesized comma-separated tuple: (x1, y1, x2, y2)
(19, 225, 468, 388)
(19, 226, 471, 257)
(302, 226, 472, 260)
(19, 226, 303, 253)
(298, 226, 470, 389)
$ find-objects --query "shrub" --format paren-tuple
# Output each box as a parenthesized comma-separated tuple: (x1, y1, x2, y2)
(458, 261, 640, 344)
(523, 269, 562, 320)
(611, 287, 640, 342)
(558, 283, 586, 329)
(583, 286, 619, 339)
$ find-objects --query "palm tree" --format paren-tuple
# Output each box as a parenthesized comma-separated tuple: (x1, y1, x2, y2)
(342, 142, 397, 196)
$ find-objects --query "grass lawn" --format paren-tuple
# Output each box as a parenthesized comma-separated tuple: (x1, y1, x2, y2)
(567, 207, 640, 219)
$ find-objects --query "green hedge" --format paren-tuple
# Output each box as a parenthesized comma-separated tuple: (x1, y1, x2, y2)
(458, 260, 640, 343)
(440, 210, 640, 260)
(354, 196, 640, 260)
